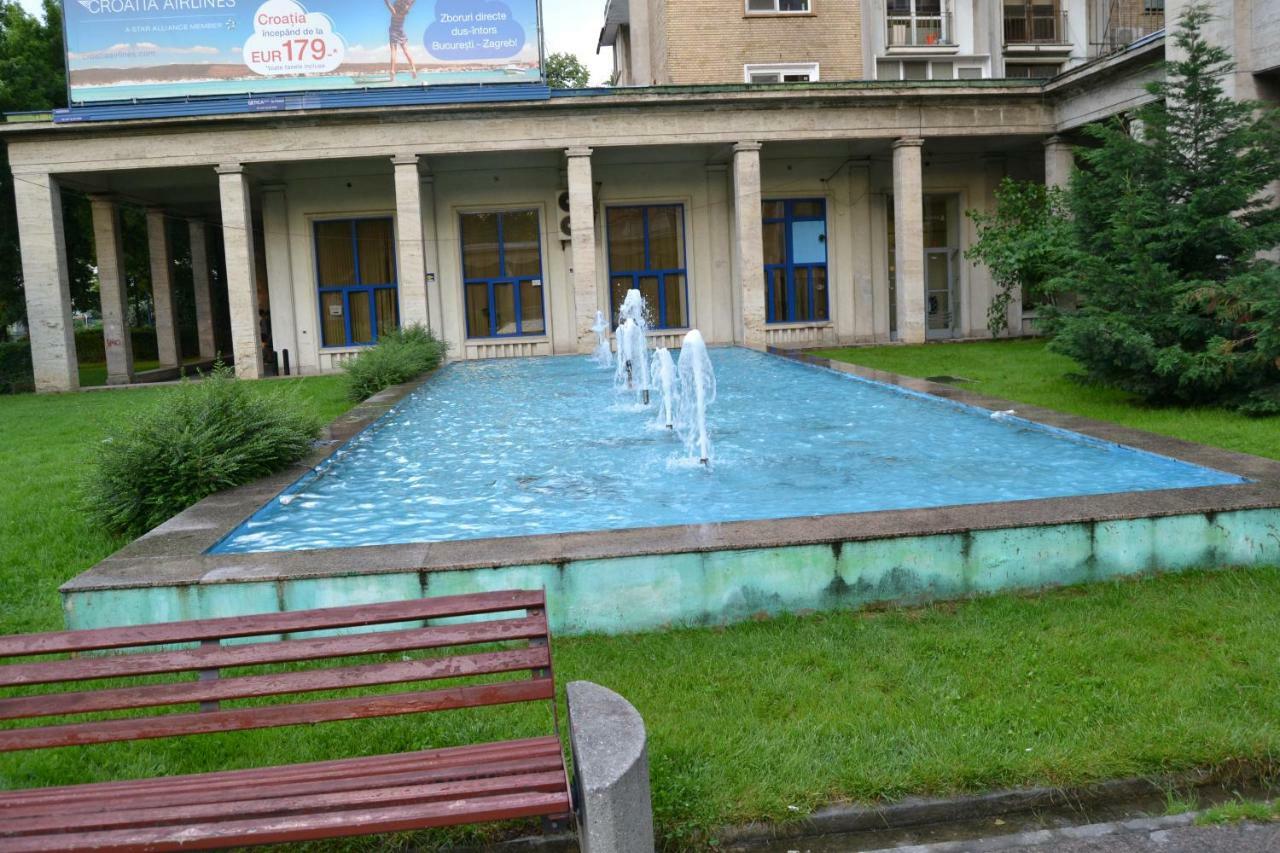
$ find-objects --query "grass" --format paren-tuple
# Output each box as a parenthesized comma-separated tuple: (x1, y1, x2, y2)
(1197, 798, 1280, 825)
(78, 357, 213, 387)
(811, 339, 1280, 461)
(1, 343, 1279, 849)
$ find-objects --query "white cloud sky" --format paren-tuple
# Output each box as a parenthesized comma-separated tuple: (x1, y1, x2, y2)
(22, 0, 614, 85)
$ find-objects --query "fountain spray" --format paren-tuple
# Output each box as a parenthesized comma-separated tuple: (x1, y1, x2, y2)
(613, 290, 652, 404)
(651, 348, 678, 429)
(591, 310, 613, 368)
(676, 330, 716, 465)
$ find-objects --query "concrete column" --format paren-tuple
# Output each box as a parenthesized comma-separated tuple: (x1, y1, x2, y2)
(188, 219, 217, 360)
(892, 137, 927, 344)
(849, 164, 876, 341)
(568, 681, 654, 853)
(260, 185, 297, 367)
(731, 142, 766, 349)
(89, 196, 134, 385)
(1043, 136, 1075, 189)
(14, 172, 78, 393)
(566, 147, 599, 353)
(705, 164, 733, 345)
(216, 164, 263, 379)
(146, 208, 181, 368)
(392, 154, 430, 330)
(421, 168, 445, 340)
(629, 0, 652, 85)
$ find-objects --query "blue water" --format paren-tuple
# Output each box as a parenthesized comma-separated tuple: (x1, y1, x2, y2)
(211, 348, 1246, 554)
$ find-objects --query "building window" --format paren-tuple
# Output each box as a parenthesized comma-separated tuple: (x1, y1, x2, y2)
(886, 0, 950, 46)
(1143, 0, 1164, 13)
(461, 209, 546, 338)
(1004, 62, 1059, 78)
(607, 205, 689, 329)
(877, 59, 971, 80)
(745, 62, 820, 83)
(763, 199, 829, 324)
(746, 0, 811, 14)
(315, 217, 398, 348)
(1003, 0, 1064, 43)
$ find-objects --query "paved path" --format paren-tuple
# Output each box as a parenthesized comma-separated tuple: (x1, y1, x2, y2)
(862, 814, 1280, 852)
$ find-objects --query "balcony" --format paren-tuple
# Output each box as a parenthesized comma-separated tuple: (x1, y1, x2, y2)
(886, 12, 955, 48)
(1003, 6, 1068, 44)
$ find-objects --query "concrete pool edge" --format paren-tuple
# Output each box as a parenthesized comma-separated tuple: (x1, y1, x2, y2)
(61, 350, 1280, 635)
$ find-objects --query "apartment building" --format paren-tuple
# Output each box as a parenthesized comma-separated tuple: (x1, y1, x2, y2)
(599, 0, 1173, 84)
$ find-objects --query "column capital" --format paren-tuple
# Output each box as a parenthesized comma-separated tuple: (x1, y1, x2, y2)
(732, 141, 762, 154)
(215, 163, 245, 176)
(892, 137, 924, 150)
(186, 216, 206, 226)
(391, 153, 420, 168)
(565, 146, 594, 159)
(1043, 135, 1072, 149)
(87, 193, 118, 206)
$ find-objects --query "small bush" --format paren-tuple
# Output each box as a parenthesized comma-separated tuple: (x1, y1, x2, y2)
(0, 340, 34, 395)
(342, 325, 446, 401)
(85, 364, 323, 537)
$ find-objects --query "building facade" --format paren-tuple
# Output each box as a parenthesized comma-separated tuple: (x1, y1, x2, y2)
(599, 0, 1177, 84)
(4, 0, 1277, 394)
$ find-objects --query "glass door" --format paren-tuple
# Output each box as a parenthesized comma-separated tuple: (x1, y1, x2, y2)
(923, 195, 959, 339)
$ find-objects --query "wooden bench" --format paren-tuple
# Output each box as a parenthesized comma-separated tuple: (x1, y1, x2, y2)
(0, 589, 572, 852)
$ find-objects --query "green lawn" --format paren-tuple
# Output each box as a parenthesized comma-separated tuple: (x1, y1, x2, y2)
(812, 339, 1280, 461)
(1, 346, 1278, 850)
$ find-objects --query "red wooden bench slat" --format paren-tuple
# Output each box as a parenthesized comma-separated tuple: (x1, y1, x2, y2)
(0, 614, 546, 687)
(0, 589, 545, 658)
(0, 646, 550, 721)
(0, 790, 572, 853)
(0, 737, 565, 813)
(0, 590, 570, 850)
(0, 677, 555, 752)
(2, 770, 570, 835)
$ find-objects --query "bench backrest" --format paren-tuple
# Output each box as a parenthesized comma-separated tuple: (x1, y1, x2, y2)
(0, 589, 555, 753)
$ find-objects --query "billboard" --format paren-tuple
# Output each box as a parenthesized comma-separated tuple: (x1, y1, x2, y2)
(62, 0, 543, 105)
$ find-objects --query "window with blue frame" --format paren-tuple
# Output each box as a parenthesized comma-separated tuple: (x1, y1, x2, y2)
(461, 209, 546, 338)
(606, 205, 689, 329)
(315, 218, 399, 348)
(763, 199, 829, 323)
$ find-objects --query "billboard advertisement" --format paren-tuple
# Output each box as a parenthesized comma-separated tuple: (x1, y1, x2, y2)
(62, 0, 543, 105)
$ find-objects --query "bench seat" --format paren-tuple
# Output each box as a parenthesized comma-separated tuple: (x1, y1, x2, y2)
(0, 590, 573, 852)
(0, 736, 569, 853)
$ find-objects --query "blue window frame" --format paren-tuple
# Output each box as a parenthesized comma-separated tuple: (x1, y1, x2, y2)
(763, 199, 830, 324)
(461, 209, 547, 338)
(315, 217, 399, 348)
(606, 205, 689, 329)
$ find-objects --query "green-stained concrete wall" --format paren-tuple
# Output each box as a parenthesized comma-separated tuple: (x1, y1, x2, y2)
(62, 508, 1280, 636)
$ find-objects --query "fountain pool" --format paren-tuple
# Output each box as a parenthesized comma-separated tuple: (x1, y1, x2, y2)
(211, 348, 1245, 555)
(63, 347, 1280, 636)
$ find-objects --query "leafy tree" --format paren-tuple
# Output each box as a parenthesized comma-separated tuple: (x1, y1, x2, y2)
(966, 179, 1073, 338)
(970, 4, 1280, 413)
(544, 52, 591, 89)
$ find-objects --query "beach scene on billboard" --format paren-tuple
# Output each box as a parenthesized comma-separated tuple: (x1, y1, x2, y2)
(64, 0, 543, 104)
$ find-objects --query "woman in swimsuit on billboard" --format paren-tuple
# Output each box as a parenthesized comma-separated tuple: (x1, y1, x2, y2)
(384, 0, 418, 80)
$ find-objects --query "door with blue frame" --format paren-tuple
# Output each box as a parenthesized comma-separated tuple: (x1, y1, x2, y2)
(461, 209, 547, 339)
(763, 199, 829, 324)
(606, 205, 689, 329)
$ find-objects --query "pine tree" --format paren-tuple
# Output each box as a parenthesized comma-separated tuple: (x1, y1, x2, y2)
(1043, 3, 1280, 413)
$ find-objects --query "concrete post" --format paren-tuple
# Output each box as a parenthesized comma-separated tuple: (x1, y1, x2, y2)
(849, 163, 876, 341)
(705, 164, 733, 345)
(260, 185, 297, 367)
(567, 681, 655, 853)
(392, 154, 430, 330)
(1043, 136, 1075, 189)
(146, 208, 181, 368)
(421, 168, 445, 340)
(14, 172, 78, 393)
(732, 142, 766, 349)
(216, 164, 263, 380)
(892, 137, 927, 344)
(566, 147, 599, 353)
(188, 219, 217, 361)
(89, 196, 135, 385)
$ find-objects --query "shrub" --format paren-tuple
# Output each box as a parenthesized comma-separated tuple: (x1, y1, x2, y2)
(0, 340, 33, 394)
(342, 325, 446, 401)
(85, 364, 322, 537)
